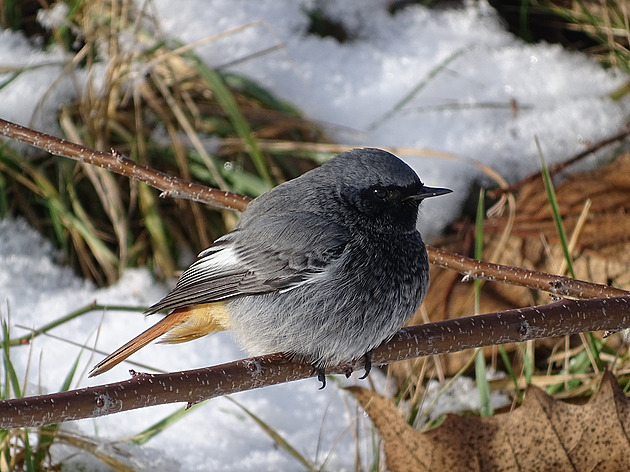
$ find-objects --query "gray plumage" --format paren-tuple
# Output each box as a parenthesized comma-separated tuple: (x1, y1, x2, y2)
(148, 148, 450, 369)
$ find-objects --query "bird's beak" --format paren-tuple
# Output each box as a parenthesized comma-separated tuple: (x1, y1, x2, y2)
(411, 185, 452, 200)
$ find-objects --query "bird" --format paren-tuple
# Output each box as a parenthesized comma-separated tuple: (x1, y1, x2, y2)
(89, 148, 451, 387)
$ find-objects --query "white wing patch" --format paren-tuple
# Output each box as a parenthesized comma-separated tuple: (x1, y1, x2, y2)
(191, 245, 241, 276)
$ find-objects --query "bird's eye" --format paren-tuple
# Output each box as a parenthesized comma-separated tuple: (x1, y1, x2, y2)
(373, 188, 388, 199)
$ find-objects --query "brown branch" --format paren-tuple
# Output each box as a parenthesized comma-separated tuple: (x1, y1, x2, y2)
(2, 295, 630, 428)
(428, 247, 628, 299)
(0, 118, 250, 211)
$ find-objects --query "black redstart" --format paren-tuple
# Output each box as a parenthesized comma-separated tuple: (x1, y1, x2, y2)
(89, 148, 451, 386)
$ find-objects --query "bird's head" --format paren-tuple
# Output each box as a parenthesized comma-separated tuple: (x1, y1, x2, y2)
(326, 148, 451, 231)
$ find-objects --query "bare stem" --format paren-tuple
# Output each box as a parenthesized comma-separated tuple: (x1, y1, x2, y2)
(0, 118, 250, 211)
(428, 247, 628, 299)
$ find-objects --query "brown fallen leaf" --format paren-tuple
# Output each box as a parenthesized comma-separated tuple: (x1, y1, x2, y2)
(348, 371, 630, 472)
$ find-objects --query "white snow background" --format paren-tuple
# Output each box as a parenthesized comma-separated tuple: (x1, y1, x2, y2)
(0, 0, 628, 470)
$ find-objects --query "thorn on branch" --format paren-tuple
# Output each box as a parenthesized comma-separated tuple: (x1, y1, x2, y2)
(129, 369, 149, 378)
(245, 359, 263, 374)
(111, 148, 129, 163)
(95, 395, 105, 408)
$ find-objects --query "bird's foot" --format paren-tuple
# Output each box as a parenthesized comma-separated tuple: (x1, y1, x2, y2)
(316, 366, 326, 389)
(358, 351, 372, 380)
(314, 351, 371, 388)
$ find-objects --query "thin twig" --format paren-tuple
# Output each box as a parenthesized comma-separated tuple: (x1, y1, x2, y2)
(0, 118, 249, 211)
(492, 124, 630, 196)
(428, 247, 628, 299)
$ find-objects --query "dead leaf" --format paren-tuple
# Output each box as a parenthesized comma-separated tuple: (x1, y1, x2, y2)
(348, 372, 630, 471)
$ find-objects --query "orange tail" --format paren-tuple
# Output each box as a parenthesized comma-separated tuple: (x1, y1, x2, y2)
(89, 302, 230, 377)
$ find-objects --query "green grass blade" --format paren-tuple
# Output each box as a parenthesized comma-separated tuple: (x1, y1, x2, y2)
(475, 350, 493, 416)
(2, 320, 21, 398)
(7, 303, 145, 347)
(222, 72, 299, 115)
(33, 424, 59, 468)
(535, 137, 575, 278)
(474, 189, 484, 313)
(473, 189, 493, 416)
(188, 54, 273, 187)
(586, 332, 604, 371)
(536, 137, 606, 393)
(518, 0, 533, 42)
(522, 341, 534, 385)
(0, 169, 7, 216)
(546, 336, 607, 395)
(188, 151, 270, 197)
(138, 182, 177, 276)
(127, 402, 205, 445)
(422, 352, 478, 423)
(498, 345, 523, 401)
(368, 46, 469, 130)
(32, 355, 80, 468)
(24, 430, 35, 472)
(26, 163, 119, 275)
(0, 62, 67, 90)
(226, 397, 316, 471)
(0, 71, 23, 90)
(60, 354, 81, 393)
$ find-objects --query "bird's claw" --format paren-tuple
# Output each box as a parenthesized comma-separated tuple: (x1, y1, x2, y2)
(317, 367, 326, 389)
(358, 351, 372, 380)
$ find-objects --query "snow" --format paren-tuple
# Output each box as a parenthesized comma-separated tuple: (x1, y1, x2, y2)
(0, 31, 76, 141)
(0, 0, 627, 469)
(36, 3, 70, 31)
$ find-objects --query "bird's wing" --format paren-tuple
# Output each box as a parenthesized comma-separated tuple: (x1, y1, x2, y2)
(147, 212, 349, 313)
